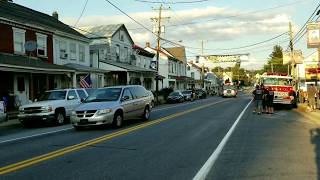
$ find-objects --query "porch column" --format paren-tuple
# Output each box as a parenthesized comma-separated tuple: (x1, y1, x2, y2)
(101, 74, 105, 87)
(30, 73, 34, 100)
(140, 74, 144, 86)
(72, 73, 77, 88)
(126, 72, 130, 85)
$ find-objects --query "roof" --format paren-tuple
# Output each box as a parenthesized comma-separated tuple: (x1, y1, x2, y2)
(132, 45, 155, 58)
(64, 63, 108, 74)
(83, 24, 134, 44)
(100, 60, 157, 73)
(0, 53, 74, 73)
(164, 47, 187, 63)
(0, 1, 87, 39)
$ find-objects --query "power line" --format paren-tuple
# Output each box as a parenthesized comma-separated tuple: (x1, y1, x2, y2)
(134, 0, 210, 4)
(128, 0, 306, 31)
(74, 0, 89, 27)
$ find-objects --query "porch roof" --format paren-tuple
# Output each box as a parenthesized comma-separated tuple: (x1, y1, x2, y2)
(100, 60, 157, 73)
(0, 53, 75, 74)
(64, 63, 107, 74)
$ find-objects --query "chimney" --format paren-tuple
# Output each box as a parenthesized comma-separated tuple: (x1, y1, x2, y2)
(52, 11, 58, 20)
(146, 42, 150, 48)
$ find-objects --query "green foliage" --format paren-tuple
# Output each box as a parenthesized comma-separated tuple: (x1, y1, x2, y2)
(263, 45, 288, 74)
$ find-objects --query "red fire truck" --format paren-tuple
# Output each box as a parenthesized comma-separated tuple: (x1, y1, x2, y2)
(259, 73, 297, 109)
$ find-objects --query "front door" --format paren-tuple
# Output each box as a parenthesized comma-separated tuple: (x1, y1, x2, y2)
(14, 74, 29, 107)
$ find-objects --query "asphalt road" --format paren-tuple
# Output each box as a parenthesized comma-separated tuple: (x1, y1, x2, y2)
(0, 95, 319, 180)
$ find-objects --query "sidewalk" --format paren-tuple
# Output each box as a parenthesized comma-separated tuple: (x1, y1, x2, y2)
(294, 103, 320, 124)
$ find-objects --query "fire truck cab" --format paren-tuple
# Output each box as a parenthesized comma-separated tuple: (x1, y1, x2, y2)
(259, 73, 297, 108)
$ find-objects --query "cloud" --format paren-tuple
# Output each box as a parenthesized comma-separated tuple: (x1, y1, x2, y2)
(61, 5, 291, 69)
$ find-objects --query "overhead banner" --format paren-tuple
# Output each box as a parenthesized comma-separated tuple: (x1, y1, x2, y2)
(199, 54, 249, 63)
(307, 22, 320, 48)
(282, 50, 304, 65)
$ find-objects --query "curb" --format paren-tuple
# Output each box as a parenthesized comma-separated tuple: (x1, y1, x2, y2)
(294, 103, 320, 124)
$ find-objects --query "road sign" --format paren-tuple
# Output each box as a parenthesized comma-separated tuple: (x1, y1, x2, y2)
(307, 22, 320, 48)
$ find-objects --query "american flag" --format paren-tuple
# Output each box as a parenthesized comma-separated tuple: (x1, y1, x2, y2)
(79, 74, 92, 88)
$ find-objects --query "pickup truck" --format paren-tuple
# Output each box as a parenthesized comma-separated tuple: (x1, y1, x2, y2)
(18, 89, 90, 126)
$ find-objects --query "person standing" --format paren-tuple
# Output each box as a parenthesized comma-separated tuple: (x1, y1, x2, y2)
(252, 85, 263, 115)
(317, 89, 320, 109)
(307, 84, 317, 111)
(267, 87, 275, 114)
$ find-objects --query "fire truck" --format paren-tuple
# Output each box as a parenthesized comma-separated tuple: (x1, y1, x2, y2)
(259, 73, 297, 109)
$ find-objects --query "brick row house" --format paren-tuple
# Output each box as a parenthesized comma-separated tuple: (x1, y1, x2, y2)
(0, 1, 103, 110)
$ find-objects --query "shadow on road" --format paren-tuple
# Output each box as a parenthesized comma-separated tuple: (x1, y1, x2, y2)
(310, 128, 320, 180)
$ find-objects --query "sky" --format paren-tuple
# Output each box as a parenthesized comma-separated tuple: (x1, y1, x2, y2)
(13, 0, 320, 70)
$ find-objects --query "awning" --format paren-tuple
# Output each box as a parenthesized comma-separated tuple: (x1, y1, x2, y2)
(64, 63, 108, 74)
(100, 60, 157, 73)
(0, 53, 74, 74)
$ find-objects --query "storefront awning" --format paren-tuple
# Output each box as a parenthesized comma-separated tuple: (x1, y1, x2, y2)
(64, 63, 108, 74)
(100, 60, 157, 73)
(0, 53, 75, 74)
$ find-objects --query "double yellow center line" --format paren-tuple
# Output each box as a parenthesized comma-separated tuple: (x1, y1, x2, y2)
(0, 99, 228, 175)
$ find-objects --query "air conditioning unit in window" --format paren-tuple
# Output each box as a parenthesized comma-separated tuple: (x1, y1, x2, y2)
(37, 49, 45, 56)
(60, 53, 68, 59)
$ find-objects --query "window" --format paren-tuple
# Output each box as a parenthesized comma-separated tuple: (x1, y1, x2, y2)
(129, 86, 147, 99)
(115, 44, 120, 55)
(59, 40, 67, 59)
(122, 88, 133, 101)
(124, 47, 128, 61)
(70, 43, 77, 60)
(79, 44, 85, 62)
(12, 28, 26, 53)
(67, 90, 78, 100)
(191, 72, 195, 79)
(187, 65, 190, 71)
(77, 90, 87, 100)
(36, 33, 47, 56)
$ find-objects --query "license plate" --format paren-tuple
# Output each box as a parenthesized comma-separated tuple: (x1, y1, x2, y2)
(80, 119, 88, 124)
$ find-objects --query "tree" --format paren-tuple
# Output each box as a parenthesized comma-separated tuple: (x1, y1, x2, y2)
(263, 45, 288, 74)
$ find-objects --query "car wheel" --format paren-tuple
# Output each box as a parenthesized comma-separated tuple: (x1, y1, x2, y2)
(142, 106, 150, 121)
(55, 110, 65, 125)
(112, 112, 123, 128)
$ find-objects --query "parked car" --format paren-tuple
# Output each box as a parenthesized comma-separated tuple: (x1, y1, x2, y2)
(167, 91, 184, 103)
(18, 89, 90, 126)
(0, 101, 7, 123)
(195, 89, 207, 99)
(182, 90, 194, 101)
(222, 85, 237, 98)
(71, 85, 153, 130)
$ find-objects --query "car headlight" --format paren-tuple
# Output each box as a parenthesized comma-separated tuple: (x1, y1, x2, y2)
(97, 109, 112, 115)
(71, 111, 76, 115)
(19, 106, 24, 112)
(223, 90, 227, 94)
(42, 106, 53, 112)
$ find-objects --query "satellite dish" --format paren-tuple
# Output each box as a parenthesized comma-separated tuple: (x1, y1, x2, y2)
(25, 41, 37, 51)
(150, 61, 157, 70)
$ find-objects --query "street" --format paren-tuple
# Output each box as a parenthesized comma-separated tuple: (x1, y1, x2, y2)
(0, 94, 319, 180)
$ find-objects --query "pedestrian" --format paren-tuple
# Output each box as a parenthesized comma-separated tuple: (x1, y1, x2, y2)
(252, 85, 263, 115)
(298, 89, 304, 103)
(307, 84, 317, 111)
(266, 87, 274, 114)
(317, 89, 320, 109)
(261, 84, 268, 113)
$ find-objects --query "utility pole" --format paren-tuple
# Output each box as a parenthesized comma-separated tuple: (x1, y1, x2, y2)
(151, 4, 170, 104)
(289, 22, 294, 76)
(201, 40, 205, 89)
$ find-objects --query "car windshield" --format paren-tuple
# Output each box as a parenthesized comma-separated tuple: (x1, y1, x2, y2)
(263, 78, 292, 86)
(224, 85, 235, 90)
(38, 91, 66, 101)
(182, 91, 191, 94)
(170, 92, 180, 96)
(85, 88, 96, 96)
(83, 88, 122, 103)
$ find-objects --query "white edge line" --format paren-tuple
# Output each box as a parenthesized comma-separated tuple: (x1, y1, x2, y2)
(0, 127, 73, 144)
(193, 99, 253, 180)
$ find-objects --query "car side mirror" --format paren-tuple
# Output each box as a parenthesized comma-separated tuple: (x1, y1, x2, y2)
(121, 96, 130, 101)
(80, 98, 85, 102)
(68, 96, 75, 100)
